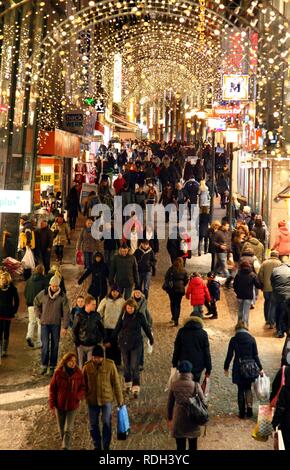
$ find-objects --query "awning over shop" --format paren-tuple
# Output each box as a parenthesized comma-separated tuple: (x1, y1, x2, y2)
(38, 129, 81, 158)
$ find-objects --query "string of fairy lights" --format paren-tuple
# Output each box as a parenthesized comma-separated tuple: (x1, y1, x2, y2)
(0, 0, 288, 146)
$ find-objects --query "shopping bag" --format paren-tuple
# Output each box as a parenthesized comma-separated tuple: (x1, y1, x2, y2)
(270, 366, 286, 408)
(252, 404, 274, 441)
(146, 339, 153, 354)
(254, 374, 270, 401)
(117, 405, 130, 440)
(2, 257, 24, 275)
(76, 250, 84, 266)
(164, 367, 180, 392)
(21, 247, 35, 270)
(201, 376, 210, 404)
(273, 428, 285, 450)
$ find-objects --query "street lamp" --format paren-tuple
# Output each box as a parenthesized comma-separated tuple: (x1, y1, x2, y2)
(225, 129, 239, 227)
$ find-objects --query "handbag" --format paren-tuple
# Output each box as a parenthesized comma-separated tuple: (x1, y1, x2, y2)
(117, 405, 130, 440)
(252, 404, 274, 441)
(270, 366, 285, 408)
(235, 342, 260, 380)
(162, 270, 174, 292)
(164, 367, 180, 392)
(187, 384, 209, 426)
(76, 250, 84, 266)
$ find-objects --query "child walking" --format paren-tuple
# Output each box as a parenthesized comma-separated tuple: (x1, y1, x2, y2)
(204, 272, 220, 320)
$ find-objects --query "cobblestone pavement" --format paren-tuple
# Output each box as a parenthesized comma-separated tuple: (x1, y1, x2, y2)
(0, 210, 284, 450)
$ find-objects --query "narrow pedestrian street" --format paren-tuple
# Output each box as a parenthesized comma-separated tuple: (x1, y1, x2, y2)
(0, 205, 283, 450)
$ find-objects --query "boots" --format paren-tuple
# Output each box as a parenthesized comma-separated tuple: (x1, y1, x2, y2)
(2, 339, 9, 357)
(132, 385, 140, 398)
(246, 407, 253, 418)
(124, 381, 132, 394)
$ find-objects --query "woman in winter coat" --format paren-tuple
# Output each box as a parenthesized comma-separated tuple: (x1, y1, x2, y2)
(167, 360, 205, 451)
(207, 220, 221, 272)
(132, 289, 153, 370)
(241, 231, 264, 264)
(186, 272, 211, 317)
(233, 261, 262, 327)
(224, 320, 263, 419)
(164, 257, 189, 326)
(24, 264, 47, 348)
(198, 207, 211, 256)
(198, 179, 210, 208)
(97, 285, 125, 366)
(193, 159, 205, 182)
(216, 173, 229, 209)
(271, 366, 290, 449)
(51, 214, 70, 263)
(49, 352, 85, 450)
(0, 271, 19, 357)
(172, 316, 212, 383)
(271, 220, 290, 261)
(78, 252, 109, 306)
(77, 218, 103, 270)
(109, 299, 153, 397)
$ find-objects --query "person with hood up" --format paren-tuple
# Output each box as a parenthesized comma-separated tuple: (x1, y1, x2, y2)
(172, 315, 212, 383)
(0, 271, 19, 357)
(167, 360, 205, 451)
(134, 239, 157, 299)
(108, 299, 153, 397)
(72, 295, 104, 368)
(224, 321, 263, 419)
(109, 243, 139, 300)
(24, 264, 47, 348)
(97, 285, 125, 366)
(186, 272, 211, 317)
(34, 275, 70, 376)
(271, 365, 290, 449)
(78, 252, 109, 306)
(49, 352, 85, 450)
(76, 218, 103, 270)
(233, 261, 262, 327)
(271, 220, 290, 261)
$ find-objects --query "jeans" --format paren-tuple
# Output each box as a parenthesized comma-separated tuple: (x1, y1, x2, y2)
(139, 272, 152, 299)
(55, 245, 64, 262)
(41, 324, 61, 367)
(210, 253, 215, 272)
(215, 253, 230, 278)
(69, 212, 77, 230)
(88, 403, 112, 450)
(237, 299, 252, 326)
(26, 306, 42, 346)
(41, 250, 51, 274)
(274, 300, 287, 335)
(55, 409, 77, 449)
(169, 293, 183, 324)
(176, 438, 197, 451)
(77, 345, 94, 369)
(198, 237, 208, 255)
(84, 252, 94, 270)
(237, 382, 253, 416)
(121, 345, 142, 386)
(193, 305, 204, 317)
(263, 292, 276, 325)
(0, 319, 11, 352)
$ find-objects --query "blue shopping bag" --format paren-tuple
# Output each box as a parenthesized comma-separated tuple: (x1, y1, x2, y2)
(117, 405, 130, 440)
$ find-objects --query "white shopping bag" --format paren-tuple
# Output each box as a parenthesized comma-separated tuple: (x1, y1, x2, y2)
(21, 247, 35, 270)
(164, 367, 180, 392)
(254, 374, 270, 401)
(147, 339, 153, 355)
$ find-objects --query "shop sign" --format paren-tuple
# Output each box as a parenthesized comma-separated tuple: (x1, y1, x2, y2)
(0, 190, 31, 213)
(41, 174, 54, 184)
(95, 99, 105, 113)
(213, 106, 242, 116)
(63, 111, 84, 134)
(223, 75, 249, 101)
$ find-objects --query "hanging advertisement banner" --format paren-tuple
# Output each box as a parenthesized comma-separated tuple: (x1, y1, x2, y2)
(223, 75, 249, 101)
(0, 190, 31, 213)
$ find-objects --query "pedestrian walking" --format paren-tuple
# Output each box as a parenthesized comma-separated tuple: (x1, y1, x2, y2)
(134, 239, 156, 299)
(172, 315, 212, 383)
(213, 219, 232, 287)
(108, 299, 153, 397)
(70, 295, 85, 328)
(204, 271, 220, 319)
(198, 208, 210, 256)
(109, 243, 139, 300)
(0, 271, 19, 357)
(224, 320, 263, 419)
(51, 214, 71, 264)
(66, 184, 81, 230)
(72, 295, 104, 369)
(164, 257, 188, 326)
(272, 365, 290, 450)
(77, 218, 103, 270)
(131, 289, 153, 371)
(185, 272, 211, 317)
(167, 360, 205, 451)
(34, 275, 70, 376)
(271, 220, 290, 261)
(35, 219, 53, 274)
(97, 285, 125, 366)
(78, 252, 109, 306)
(83, 345, 123, 451)
(271, 261, 290, 338)
(233, 261, 262, 327)
(49, 352, 85, 450)
(24, 264, 46, 348)
(208, 220, 221, 272)
(258, 251, 281, 328)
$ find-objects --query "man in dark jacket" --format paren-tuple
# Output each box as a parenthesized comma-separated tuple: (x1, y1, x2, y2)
(134, 240, 156, 299)
(233, 261, 262, 327)
(24, 264, 47, 348)
(34, 275, 70, 376)
(172, 316, 212, 382)
(271, 262, 290, 338)
(183, 178, 200, 206)
(272, 365, 290, 449)
(72, 295, 104, 368)
(35, 219, 53, 274)
(66, 184, 81, 230)
(109, 244, 139, 300)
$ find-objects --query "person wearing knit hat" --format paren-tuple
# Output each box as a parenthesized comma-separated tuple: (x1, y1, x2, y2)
(82, 340, 123, 451)
(259, 253, 282, 329)
(33, 272, 70, 376)
(177, 360, 193, 374)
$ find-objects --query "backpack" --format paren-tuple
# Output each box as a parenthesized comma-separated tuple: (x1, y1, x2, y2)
(19, 228, 35, 250)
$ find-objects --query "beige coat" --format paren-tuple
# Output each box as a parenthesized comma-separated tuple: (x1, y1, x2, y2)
(51, 222, 70, 246)
(82, 358, 123, 407)
(242, 237, 264, 263)
(258, 257, 282, 292)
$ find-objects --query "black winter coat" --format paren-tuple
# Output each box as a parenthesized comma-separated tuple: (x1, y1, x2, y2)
(78, 261, 109, 299)
(183, 162, 195, 182)
(207, 279, 220, 301)
(109, 254, 139, 288)
(224, 331, 262, 385)
(164, 266, 188, 295)
(199, 213, 210, 238)
(24, 273, 47, 307)
(35, 227, 53, 253)
(271, 264, 290, 302)
(112, 311, 153, 351)
(0, 284, 19, 319)
(272, 366, 290, 449)
(134, 247, 156, 274)
(72, 311, 104, 347)
(233, 267, 261, 299)
(172, 317, 212, 375)
(183, 179, 200, 204)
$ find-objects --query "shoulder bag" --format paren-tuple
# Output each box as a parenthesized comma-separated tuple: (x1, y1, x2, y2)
(235, 341, 260, 380)
(187, 383, 209, 425)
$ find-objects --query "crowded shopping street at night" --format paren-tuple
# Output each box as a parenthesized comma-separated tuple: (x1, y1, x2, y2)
(0, 0, 290, 457)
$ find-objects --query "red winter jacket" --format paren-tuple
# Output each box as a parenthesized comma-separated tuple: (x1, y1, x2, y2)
(186, 277, 210, 306)
(113, 176, 126, 195)
(49, 367, 85, 411)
